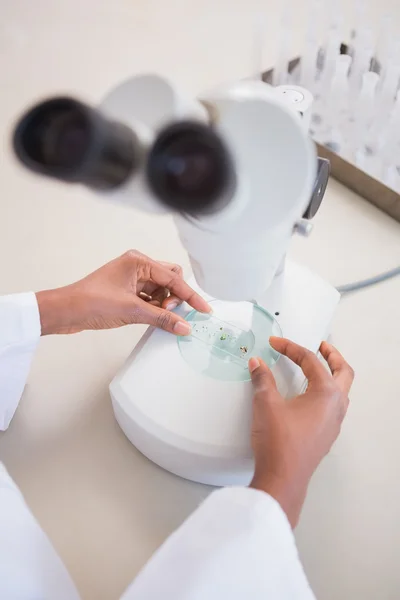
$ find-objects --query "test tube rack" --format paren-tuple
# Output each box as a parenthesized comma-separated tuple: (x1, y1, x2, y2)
(262, 56, 400, 223)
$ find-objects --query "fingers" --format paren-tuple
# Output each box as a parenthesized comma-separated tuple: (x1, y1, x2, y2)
(319, 341, 354, 394)
(162, 295, 182, 311)
(270, 336, 328, 386)
(149, 265, 183, 311)
(139, 287, 169, 307)
(149, 261, 211, 314)
(138, 301, 191, 336)
(158, 261, 183, 278)
(123, 250, 210, 313)
(249, 357, 278, 396)
(140, 281, 160, 298)
(141, 262, 182, 299)
(149, 286, 169, 306)
(138, 291, 153, 302)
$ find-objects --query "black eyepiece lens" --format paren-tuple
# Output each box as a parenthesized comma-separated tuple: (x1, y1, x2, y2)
(15, 99, 92, 170)
(146, 121, 235, 214)
(13, 97, 138, 190)
(42, 111, 90, 168)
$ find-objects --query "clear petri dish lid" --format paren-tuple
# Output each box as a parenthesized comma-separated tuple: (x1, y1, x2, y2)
(177, 300, 282, 382)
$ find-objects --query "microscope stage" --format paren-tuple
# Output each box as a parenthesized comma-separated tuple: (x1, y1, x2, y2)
(110, 260, 340, 486)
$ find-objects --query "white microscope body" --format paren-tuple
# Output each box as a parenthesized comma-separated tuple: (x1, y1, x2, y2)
(99, 75, 339, 485)
(13, 74, 339, 486)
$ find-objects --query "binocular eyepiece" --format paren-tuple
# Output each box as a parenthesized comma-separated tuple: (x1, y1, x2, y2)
(13, 97, 235, 215)
(13, 98, 138, 190)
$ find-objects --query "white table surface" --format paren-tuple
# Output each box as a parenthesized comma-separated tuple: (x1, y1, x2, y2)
(1, 1, 400, 598)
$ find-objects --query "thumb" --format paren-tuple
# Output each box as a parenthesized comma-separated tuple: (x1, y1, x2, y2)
(248, 357, 278, 396)
(140, 302, 191, 336)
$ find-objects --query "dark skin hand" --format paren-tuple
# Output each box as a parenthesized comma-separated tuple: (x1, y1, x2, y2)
(35, 253, 353, 531)
(248, 337, 354, 528)
(36, 250, 211, 336)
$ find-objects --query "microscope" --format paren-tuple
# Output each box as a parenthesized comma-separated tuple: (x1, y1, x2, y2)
(12, 74, 338, 486)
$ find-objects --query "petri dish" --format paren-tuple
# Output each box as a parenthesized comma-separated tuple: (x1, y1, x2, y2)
(177, 300, 282, 382)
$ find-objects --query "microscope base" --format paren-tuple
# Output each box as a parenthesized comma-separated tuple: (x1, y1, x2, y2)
(110, 261, 340, 487)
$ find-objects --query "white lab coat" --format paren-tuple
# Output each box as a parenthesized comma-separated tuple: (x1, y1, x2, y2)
(0, 292, 315, 600)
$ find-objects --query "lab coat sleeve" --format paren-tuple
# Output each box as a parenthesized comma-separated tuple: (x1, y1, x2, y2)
(0, 463, 81, 599)
(121, 486, 316, 600)
(0, 292, 41, 430)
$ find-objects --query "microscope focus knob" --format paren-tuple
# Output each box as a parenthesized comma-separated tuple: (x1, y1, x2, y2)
(303, 157, 330, 220)
(294, 218, 314, 237)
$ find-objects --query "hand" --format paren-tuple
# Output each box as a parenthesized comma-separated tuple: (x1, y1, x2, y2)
(36, 250, 210, 335)
(248, 337, 354, 528)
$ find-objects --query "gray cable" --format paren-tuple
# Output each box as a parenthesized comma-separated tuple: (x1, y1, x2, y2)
(337, 265, 400, 294)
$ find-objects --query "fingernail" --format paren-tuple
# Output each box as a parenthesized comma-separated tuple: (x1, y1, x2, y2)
(199, 303, 212, 314)
(174, 321, 192, 336)
(166, 301, 179, 311)
(248, 357, 260, 373)
(204, 301, 213, 313)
